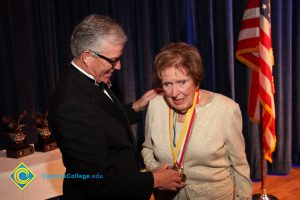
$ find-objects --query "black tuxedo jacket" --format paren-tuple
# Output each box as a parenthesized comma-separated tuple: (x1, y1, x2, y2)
(49, 66, 153, 200)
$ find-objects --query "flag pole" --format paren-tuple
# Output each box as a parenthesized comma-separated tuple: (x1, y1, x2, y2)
(252, 118, 278, 200)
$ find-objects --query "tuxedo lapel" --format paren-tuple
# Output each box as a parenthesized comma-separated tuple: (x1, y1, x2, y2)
(94, 87, 135, 145)
(105, 87, 131, 123)
(95, 90, 126, 125)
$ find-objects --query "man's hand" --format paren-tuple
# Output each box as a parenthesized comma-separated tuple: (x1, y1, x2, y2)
(132, 88, 163, 112)
(152, 164, 186, 191)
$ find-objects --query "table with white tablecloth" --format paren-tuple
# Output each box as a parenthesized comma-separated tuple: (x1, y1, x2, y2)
(0, 148, 65, 200)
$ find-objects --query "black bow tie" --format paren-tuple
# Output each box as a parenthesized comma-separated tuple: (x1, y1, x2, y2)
(98, 82, 107, 90)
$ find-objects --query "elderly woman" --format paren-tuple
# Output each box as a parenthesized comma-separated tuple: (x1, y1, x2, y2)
(142, 42, 253, 199)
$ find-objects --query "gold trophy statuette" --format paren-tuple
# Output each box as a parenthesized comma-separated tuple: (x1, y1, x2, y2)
(2, 110, 34, 158)
(32, 111, 57, 152)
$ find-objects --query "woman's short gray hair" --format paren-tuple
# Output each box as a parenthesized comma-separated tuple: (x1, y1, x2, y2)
(70, 14, 127, 57)
(154, 42, 205, 86)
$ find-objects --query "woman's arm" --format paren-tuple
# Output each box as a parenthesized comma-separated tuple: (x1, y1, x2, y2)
(225, 104, 253, 199)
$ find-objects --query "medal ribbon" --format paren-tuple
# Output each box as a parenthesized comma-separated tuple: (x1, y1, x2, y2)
(169, 90, 199, 167)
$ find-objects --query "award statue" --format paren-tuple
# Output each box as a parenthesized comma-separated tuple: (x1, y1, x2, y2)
(2, 110, 34, 158)
(32, 111, 57, 152)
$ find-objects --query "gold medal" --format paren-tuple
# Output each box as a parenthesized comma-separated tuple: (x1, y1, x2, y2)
(171, 164, 186, 182)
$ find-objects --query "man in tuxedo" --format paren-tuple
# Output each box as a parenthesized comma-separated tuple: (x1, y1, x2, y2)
(48, 14, 184, 200)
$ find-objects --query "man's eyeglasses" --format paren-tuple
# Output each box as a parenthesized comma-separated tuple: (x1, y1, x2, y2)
(90, 50, 121, 68)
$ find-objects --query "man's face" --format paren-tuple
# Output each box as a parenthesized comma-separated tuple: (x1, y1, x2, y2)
(88, 41, 124, 84)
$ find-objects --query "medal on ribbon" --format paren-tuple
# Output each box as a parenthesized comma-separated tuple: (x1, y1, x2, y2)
(169, 90, 199, 182)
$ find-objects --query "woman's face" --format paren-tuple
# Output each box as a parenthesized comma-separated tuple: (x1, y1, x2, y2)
(161, 66, 198, 114)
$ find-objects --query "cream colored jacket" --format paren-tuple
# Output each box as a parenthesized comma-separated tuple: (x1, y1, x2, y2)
(142, 90, 253, 200)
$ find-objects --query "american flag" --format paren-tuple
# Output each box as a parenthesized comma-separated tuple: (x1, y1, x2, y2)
(236, 0, 276, 162)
